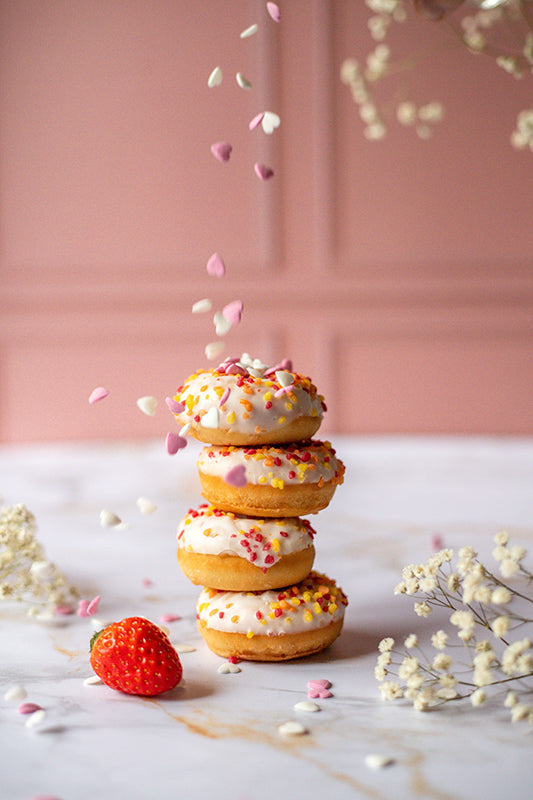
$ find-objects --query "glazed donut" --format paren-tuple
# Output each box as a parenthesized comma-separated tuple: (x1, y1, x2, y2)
(197, 440, 345, 517)
(177, 504, 316, 591)
(171, 354, 326, 446)
(197, 571, 348, 661)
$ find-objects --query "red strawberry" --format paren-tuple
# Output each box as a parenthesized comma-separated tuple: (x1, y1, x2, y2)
(89, 616, 182, 696)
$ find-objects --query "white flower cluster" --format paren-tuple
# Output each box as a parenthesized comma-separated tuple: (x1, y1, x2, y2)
(341, 0, 533, 151)
(0, 504, 79, 616)
(376, 531, 533, 723)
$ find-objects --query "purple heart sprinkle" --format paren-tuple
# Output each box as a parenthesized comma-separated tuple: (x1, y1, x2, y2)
(224, 465, 247, 487)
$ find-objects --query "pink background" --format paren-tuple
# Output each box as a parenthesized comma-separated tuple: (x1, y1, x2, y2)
(1, 0, 533, 442)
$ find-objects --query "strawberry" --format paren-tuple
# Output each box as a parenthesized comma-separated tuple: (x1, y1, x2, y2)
(89, 616, 182, 696)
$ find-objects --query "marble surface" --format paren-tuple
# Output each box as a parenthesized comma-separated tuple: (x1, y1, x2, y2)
(1, 436, 532, 800)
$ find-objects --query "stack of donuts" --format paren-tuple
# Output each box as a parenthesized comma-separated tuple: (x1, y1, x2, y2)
(172, 354, 348, 661)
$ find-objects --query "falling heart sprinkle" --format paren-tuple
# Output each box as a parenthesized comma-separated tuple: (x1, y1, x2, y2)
(224, 464, 247, 487)
(166, 431, 187, 454)
(99, 509, 122, 528)
(267, 2, 281, 22)
(214, 311, 233, 337)
(136, 396, 158, 416)
(201, 406, 220, 429)
(192, 298, 213, 314)
(308, 688, 333, 699)
(236, 72, 252, 89)
(18, 702, 43, 715)
(278, 720, 307, 737)
(218, 663, 241, 674)
(25, 709, 47, 729)
(249, 112, 265, 130)
(165, 397, 185, 414)
(88, 387, 109, 404)
(205, 341, 226, 360)
(222, 300, 243, 326)
(210, 141, 233, 163)
(275, 370, 294, 388)
(179, 422, 192, 436)
(254, 162, 274, 180)
(136, 497, 157, 515)
(4, 685, 27, 702)
(262, 111, 281, 134)
(294, 701, 320, 713)
(240, 23, 258, 38)
(160, 613, 181, 623)
(77, 600, 90, 617)
(208, 66, 223, 87)
(86, 595, 101, 615)
(206, 252, 226, 278)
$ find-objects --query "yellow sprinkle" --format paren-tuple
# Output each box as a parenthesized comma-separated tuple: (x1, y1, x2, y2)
(203, 527, 212, 536)
(303, 591, 312, 602)
(231, 614, 239, 623)
(285, 402, 293, 411)
(271, 538, 280, 553)
(198, 603, 209, 612)
(271, 478, 284, 489)
(303, 610, 313, 623)
(328, 603, 338, 614)
(213, 386, 224, 397)
(268, 612, 276, 620)
(186, 544, 193, 551)
(278, 417, 286, 425)
(290, 597, 301, 606)
(185, 396, 195, 411)
(184, 518, 191, 525)
(246, 630, 255, 639)
(313, 602, 322, 615)
(270, 602, 281, 609)
(226, 412, 236, 424)
(285, 617, 292, 626)
(264, 391, 272, 401)
(259, 618, 267, 626)
(258, 476, 267, 484)
(209, 608, 218, 617)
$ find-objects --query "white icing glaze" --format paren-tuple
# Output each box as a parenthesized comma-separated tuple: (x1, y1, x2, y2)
(173, 354, 325, 436)
(197, 572, 347, 636)
(197, 440, 345, 490)
(177, 505, 315, 568)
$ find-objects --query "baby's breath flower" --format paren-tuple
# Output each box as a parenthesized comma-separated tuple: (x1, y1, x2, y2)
(379, 681, 403, 700)
(414, 601, 431, 617)
(377, 651, 392, 668)
(500, 559, 520, 578)
(447, 573, 460, 592)
(433, 653, 452, 671)
(394, 580, 407, 595)
(439, 674, 457, 689)
(491, 615, 510, 639)
(378, 637, 394, 653)
(420, 576, 437, 593)
(494, 531, 509, 546)
(504, 691, 518, 708)
(404, 633, 418, 649)
(375, 664, 388, 681)
(436, 686, 457, 700)
(399, 655, 419, 681)
(511, 703, 531, 723)
(491, 586, 512, 605)
(471, 688, 487, 707)
(431, 630, 449, 650)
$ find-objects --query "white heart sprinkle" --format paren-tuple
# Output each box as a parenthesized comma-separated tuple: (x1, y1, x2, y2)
(205, 341, 226, 360)
(25, 709, 47, 729)
(278, 720, 308, 736)
(99, 509, 122, 528)
(136, 497, 157, 515)
(294, 700, 320, 713)
(179, 422, 191, 436)
(175, 644, 196, 654)
(192, 298, 212, 314)
(208, 66, 222, 87)
(262, 111, 281, 134)
(136, 396, 158, 416)
(201, 407, 220, 429)
(275, 370, 294, 387)
(214, 311, 233, 337)
(365, 754, 395, 770)
(218, 663, 241, 674)
(240, 23, 258, 38)
(4, 685, 27, 702)
(84, 675, 104, 686)
(236, 72, 252, 89)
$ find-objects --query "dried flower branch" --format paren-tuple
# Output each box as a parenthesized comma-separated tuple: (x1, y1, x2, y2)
(341, 0, 533, 150)
(376, 531, 533, 723)
(0, 503, 79, 618)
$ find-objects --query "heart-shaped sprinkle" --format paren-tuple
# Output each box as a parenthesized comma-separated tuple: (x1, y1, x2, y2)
(55, 605, 75, 616)
(192, 298, 212, 314)
(25, 709, 46, 729)
(18, 702, 43, 715)
(262, 111, 281, 134)
(175, 644, 196, 654)
(307, 678, 332, 690)
(84, 675, 104, 686)
(224, 465, 247, 487)
(222, 300, 244, 326)
(77, 600, 90, 617)
(236, 72, 252, 89)
(278, 721, 307, 737)
(275, 370, 294, 388)
(166, 432, 187, 454)
(201, 406, 220, 428)
(267, 2, 281, 22)
(214, 311, 233, 337)
(210, 141, 233, 163)
(249, 112, 265, 130)
(218, 662, 242, 674)
(206, 253, 226, 278)
(136, 396, 158, 416)
(205, 341, 226, 360)
(208, 66, 223, 87)
(99, 509, 122, 528)
(165, 397, 185, 414)
(179, 422, 191, 436)
(88, 387, 109, 404)
(294, 700, 320, 713)
(240, 23, 258, 38)
(86, 595, 101, 615)
(254, 162, 274, 180)
(136, 497, 157, 515)
(4, 685, 27, 702)
(219, 387, 230, 406)
(160, 613, 181, 623)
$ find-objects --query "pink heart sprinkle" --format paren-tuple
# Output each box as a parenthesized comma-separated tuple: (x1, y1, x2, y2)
(166, 431, 187, 454)
(77, 599, 90, 618)
(55, 605, 75, 616)
(318, 689, 333, 698)
(267, 2, 281, 22)
(86, 595, 100, 615)
(160, 613, 181, 623)
(222, 300, 243, 326)
(307, 679, 332, 690)
(219, 387, 230, 406)
(224, 465, 247, 487)
(166, 397, 185, 414)
(142, 577, 153, 587)
(207, 252, 226, 278)
(18, 702, 43, 715)
(89, 387, 109, 404)
(249, 112, 265, 130)
(210, 141, 233, 163)
(307, 689, 320, 699)
(254, 162, 274, 181)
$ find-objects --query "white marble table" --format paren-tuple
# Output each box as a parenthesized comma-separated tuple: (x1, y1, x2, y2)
(1, 436, 532, 800)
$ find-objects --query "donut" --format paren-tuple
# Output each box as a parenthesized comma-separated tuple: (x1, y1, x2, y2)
(177, 504, 316, 591)
(196, 571, 348, 661)
(196, 440, 345, 517)
(171, 354, 326, 446)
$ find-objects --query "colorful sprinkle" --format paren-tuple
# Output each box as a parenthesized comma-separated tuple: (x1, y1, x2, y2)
(88, 387, 109, 404)
(294, 700, 320, 713)
(278, 720, 307, 736)
(18, 702, 43, 715)
(240, 23, 258, 38)
(206, 252, 226, 278)
(205, 341, 226, 360)
(254, 162, 274, 180)
(160, 613, 181, 623)
(25, 709, 46, 729)
(222, 300, 244, 325)
(86, 595, 101, 615)
(266, 2, 281, 22)
(136, 396, 158, 416)
(236, 72, 252, 89)
(249, 112, 265, 130)
(84, 675, 104, 686)
(166, 431, 187, 454)
(261, 111, 281, 134)
(214, 311, 233, 337)
(208, 66, 223, 87)
(175, 644, 196, 654)
(201, 406, 220, 428)
(307, 678, 332, 690)
(4, 685, 27, 702)
(210, 141, 233, 163)
(166, 397, 185, 414)
(218, 662, 242, 674)
(99, 509, 122, 528)
(219, 387, 230, 406)
(192, 298, 212, 314)
(136, 497, 157, 515)
(224, 465, 247, 487)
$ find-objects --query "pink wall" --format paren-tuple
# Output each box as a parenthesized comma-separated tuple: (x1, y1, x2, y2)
(1, 0, 533, 442)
